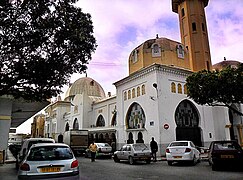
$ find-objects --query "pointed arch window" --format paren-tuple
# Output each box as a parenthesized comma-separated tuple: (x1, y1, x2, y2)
(171, 82, 176, 93)
(126, 103, 146, 129)
(73, 118, 79, 130)
(65, 123, 70, 131)
(96, 115, 105, 127)
(175, 100, 199, 127)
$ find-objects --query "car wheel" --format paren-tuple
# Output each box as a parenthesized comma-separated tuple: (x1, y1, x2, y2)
(192, 155, 197, 166)
(129, 156, 134, 165)
(113, 155, 120, 162)
(146, 159, 151, 164)
(167, 161, 173, 166)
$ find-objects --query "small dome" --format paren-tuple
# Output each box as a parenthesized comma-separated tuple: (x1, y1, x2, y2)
(212, 60, 241, 71)
(65, 77, 105, 99)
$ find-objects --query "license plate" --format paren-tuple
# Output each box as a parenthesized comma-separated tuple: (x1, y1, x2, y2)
(173, 156, 182, 158)
(220, 155, 234, 158)
(41, 167, 60, 173)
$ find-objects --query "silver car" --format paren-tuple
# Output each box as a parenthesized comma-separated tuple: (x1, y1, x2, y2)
(85, 143, 112, 158)
(18, 143, 79, 179)
(113, 143, 152, 165)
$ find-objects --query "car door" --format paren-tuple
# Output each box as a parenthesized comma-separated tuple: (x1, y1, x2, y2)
(123, 145, 132, 160)
(117, 145, 127, 160)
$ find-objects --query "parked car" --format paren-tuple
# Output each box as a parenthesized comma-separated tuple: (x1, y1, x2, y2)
(113, 143, 151, 165)
(18, 143, 79, 180)
(16, 138, 55, 169)
(208, 140, 243, 171)
(85, 143, 112, 158)
(166, 140, 200, 166)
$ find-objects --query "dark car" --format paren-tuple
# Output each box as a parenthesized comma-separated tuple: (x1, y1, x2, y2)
(208, 140, 243, 171)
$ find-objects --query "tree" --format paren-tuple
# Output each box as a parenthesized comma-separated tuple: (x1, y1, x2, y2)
(0, 0, 97, 101)
(186, 63, 243, 116)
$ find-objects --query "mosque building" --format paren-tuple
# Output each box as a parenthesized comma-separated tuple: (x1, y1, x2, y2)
(44, 0, 243, 156)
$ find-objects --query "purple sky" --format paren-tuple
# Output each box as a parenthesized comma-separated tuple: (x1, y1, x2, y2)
(17, 0, 243, 133)
(69, 0, 243, 96)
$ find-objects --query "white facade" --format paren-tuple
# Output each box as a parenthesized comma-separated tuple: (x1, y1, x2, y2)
(44, 63, 243, 157)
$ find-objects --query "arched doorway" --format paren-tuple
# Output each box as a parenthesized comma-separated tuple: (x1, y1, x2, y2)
(73, 118, 79, 130)
(175, 100, 202, 147)
(127, 132, 134, 144)
(58, 134, 63, 143)
(136, 132, 144, 143)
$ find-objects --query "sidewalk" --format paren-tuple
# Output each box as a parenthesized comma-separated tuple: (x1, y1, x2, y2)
(0, 148, 17, 180)
(5, 147, 16, 164)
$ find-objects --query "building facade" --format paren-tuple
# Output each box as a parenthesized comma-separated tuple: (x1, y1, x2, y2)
(44, 0, 243, 157)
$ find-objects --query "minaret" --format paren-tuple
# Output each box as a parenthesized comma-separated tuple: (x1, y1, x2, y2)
(172, 0, 212, 72)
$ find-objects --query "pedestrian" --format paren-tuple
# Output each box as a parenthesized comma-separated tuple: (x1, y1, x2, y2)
(89, 141, 97, 162)
(150, 137, 158, 162)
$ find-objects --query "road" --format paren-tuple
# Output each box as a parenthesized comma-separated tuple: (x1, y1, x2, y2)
(1, 157, 243, 180)
(78, 157, 243, 180)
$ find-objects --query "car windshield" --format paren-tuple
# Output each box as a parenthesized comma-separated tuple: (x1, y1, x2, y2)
(133, 144, 149, 151)
(97, 143, 110, 147)
(27, 146, 73, 161)
(170, 142, 188, 147)
(213, 142, 242, 151)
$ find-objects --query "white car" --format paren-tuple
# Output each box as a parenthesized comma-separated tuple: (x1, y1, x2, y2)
(166, 141, 200, 166)
(16, 138, 55, 169)
(18, 143, 79, 180)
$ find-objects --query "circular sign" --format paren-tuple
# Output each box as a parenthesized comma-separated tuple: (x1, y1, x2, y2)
(164, 123, 169, 130)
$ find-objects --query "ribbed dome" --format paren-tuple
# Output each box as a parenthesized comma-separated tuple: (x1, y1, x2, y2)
(212, 60, 241, 71)
(65, 77, 106, 99)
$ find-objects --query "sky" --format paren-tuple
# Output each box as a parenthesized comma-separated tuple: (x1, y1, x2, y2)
(16, 0, 243, 134)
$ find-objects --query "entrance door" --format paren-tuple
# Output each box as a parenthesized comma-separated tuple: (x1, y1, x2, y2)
(175, 100, 202, 147)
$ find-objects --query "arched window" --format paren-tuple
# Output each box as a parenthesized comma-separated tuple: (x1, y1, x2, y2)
(73, 118, 79, 130)
(177, 44, 184, 59)
(178, 83, 182, 94)
(128, 90, 131, 99)
(111, 112, 117, 126)
(65, 123, 69, 131)
(137, 86, 140, 97)
(124, 91, 127, 101)
(132, 88, 135, 98)
(142, 85, 145, 95)
(96, 115, 105, 127)
(175, 100, 199, 127)
(171, 82, 176, 93)
(132, 49, 139, 63)
(184, 84, 188, 94)
(126, 103, 146, 129)
(152, 43, 161, 57)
